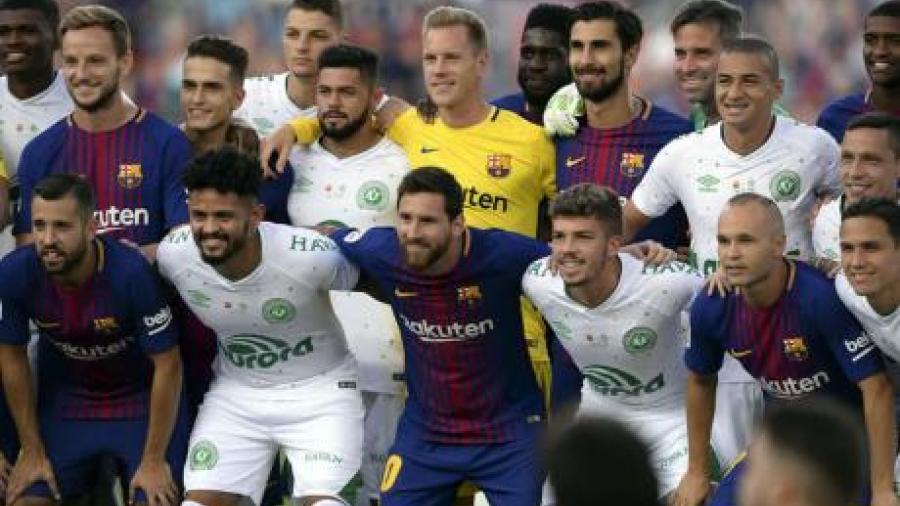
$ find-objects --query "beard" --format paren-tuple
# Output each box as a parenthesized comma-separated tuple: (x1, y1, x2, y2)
(72, 70, 121, 114)
(401, 236, 449, 272)
(196, 222, 250, 266)
(574, 59, 625, 103)
(39, 238, 90, 276)
(319, 107, 371, 141)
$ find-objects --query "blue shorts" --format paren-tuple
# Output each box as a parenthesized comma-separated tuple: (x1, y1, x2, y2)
(710, 455, 871, 506)
(379, 433, 543, 506)
(24, 411, 190, 501)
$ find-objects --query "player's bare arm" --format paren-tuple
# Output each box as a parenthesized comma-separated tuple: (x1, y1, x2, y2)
(623, 200, 652, 243)
(672, 371, 716, 506)
(0, 178, 9, 231)
(858, 373, 900, 506)
(0, 344, 60, 504)
(129, 346, 182, 506)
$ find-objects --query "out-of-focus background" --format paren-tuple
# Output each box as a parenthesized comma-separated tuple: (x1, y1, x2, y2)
(59, 0, 878, 124)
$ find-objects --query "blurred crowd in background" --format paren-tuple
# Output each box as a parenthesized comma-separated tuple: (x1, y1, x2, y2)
(54, 0, 879, 125)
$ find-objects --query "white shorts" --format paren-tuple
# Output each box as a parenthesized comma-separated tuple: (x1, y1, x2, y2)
(577, 400, 688, 496)
(711, 381, 763, 470)
(184, 359, 364, 504)
(356, 391, 404, 506)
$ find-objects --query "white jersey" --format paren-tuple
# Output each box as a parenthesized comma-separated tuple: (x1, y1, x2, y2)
(523, 254, 704, 411)
(632, 116, 841, 276)
(288, 136, 410, 394)
(0, 71, 73, 182)
(813, 197, 843, 261)
(836, 273, 900, 362)
(157, 222, 359, 389)
(234, 72, 315, 137)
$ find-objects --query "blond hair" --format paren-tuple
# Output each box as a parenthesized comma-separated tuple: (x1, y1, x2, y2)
(60, 5, 131, 56)
(422, 6, 489, 53)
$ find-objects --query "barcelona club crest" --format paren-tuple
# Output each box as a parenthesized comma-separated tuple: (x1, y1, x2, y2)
(457, 285, 483, 305)
(486, 153, 511, 178)
(117, 163, 143, 189)
(782, 336, 809, 362)
(619, 152, 645, 178)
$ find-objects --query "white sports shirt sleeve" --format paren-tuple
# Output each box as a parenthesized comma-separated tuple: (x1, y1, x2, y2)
(158, 222, 359, 389)
(234, 73, 317, 137)
(813, 198, 843, 261)
(836, 272, 900, 362)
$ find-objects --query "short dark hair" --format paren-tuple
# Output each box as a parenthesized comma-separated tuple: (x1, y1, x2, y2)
(757, 400, 866, 506)
(397, 167, 464, 220)
(182, 147, 261, 199)
(868, 0, 900, 19)
(720, 35, 780, 79)
(0, 0, 60, 32)
(186, 35, 249, 83)
(670, 0, 743, 41)
(549, 184, 623, 236)
(60, 4, 131, 57)
(288, 0, 343, 29)
(32, 173, 95, 222)
(317, 43, 379, 87)
(571, 1, 643, 52)
(842, 198, 900, 244)
(523, 3, 574, 43)
(845, 112, 900, 157)
(546, 417, 660, 506)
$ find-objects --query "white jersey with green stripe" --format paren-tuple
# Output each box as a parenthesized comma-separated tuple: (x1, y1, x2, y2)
(523, 253, 703, 411)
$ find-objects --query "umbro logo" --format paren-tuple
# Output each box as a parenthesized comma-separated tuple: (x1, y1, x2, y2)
(420, 146, 439, 154)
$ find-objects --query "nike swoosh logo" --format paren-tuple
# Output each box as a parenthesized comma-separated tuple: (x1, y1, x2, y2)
(420, 147, 439, 154)
(34, 320, 60, 329)
(394, 288, 418, 298)
(728, 349, 753, 358)
(566, 156, 585, 168)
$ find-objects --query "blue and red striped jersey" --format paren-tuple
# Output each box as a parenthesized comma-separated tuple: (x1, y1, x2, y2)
(816, 92, 873, 143)
(491, 92, 542, 126)
(686, 260, 883, 406)
(332, 226, 548, 444)
(14, 109, 192, 245)
(554, 102, 693, 247)
(0, 236, 178, 420)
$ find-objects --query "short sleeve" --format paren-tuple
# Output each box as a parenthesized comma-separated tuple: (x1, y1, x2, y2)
(815, 105, 842, 143)
(812, 129, 841, 198)
(684, 295, 725, 375)
(161, 130, 191, 231)
(13, 141, 45, 235)
(126, 260, 178, 355)
(289, 117, 322, 145)
(0, 257, 30, 346)
(630, 143, 682, 219)
(815, 287, 884, 383)
(386, 109, 419, 152)
(323, 249, 359, 291)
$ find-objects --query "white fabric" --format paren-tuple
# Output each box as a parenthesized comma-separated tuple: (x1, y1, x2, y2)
(813, 197, 842, 261)
(356, 391, 403, 506)
(631, 116, 840, 274)
(524, 254, 703, 411)
(836, 272, 900, 362)
(234, 72, 316, 137)
(711, 382, 764, 470)
(288, 136, 409, 395)
(184, 358, 363, 505)
(157, 222, 359, 388)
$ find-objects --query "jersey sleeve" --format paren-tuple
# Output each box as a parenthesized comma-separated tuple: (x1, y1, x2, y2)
(684, 294, 726, 375)
(289, 117, 322, 145)
(811, 129, 841, 198)
(499, 231, 551, 280)
(125, 259, 178, 355)
(12, 141, 46, 235)
(815, 286, 884, 382)
(259, 162, 293, 224)
(536, 133, 557, 200)
(630, 142, 682, 219)
(521, 257, 552, 306)
(386, 109, 419, 152)
(318, 237, 360, 291)
(161, 130, 191, 231)
(0, 256, 31, 346)
(815, 105, 842, 143)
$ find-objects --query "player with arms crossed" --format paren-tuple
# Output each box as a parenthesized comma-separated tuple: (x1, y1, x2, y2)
(674, 194, 897, 506)
(523, 184, 703, 499)
(157, 148, 362, 506)
(0, 174, 187, 506)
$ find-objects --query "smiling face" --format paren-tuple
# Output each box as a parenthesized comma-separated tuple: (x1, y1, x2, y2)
(863, 15, 900, 89)
(188, 188, 262, 267)
(673, 21, 722, 104)
(569, 19, 632, 103)
(0, 8, 55, 77)
(715, 50, 782, 132)
(181, 56, 244, 133)
(839, 127, 900, 204)
(422, 24, 487, 110)
(61, 25, 130, 113)
(840, 215, 900, 298)
(550, 215, 620, 287)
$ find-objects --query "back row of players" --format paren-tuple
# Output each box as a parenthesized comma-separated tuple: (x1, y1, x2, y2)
(0, 0, 896, 506)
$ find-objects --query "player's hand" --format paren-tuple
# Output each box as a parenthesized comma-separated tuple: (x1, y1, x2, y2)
(543, 83, 583, 138)
(670, 470, 711, 506)
(129, 457, 177, 506)
(622, 240, 677, 266)
(6, 447, 60, 504)
(260, 124, 297, 178)
(0, 452, 10, 499)
(705, 265, 732, 297)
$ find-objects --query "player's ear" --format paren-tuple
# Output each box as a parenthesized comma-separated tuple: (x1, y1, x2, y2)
(234, 86, 246, 109)
(623, 43, 640, 74)
(607, 234, 624, 257)
(772, 77, 785, 101)
(119, 49, 134, 78)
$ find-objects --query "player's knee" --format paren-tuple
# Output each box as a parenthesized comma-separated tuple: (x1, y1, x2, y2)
(298, 496, 348, 506)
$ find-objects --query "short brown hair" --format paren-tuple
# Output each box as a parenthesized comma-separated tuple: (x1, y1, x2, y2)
(60, 5, 131, 56)
(549, 184, 623, 237)
(423, 6, 489, 54)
